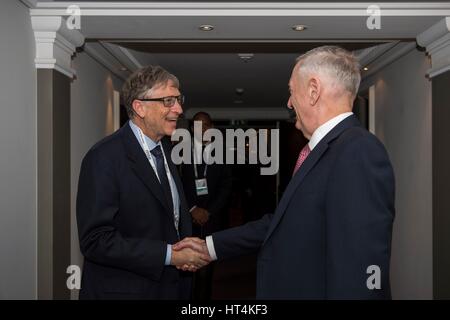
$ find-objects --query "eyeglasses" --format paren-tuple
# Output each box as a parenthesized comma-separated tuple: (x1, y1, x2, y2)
(137, 95, 185, 108)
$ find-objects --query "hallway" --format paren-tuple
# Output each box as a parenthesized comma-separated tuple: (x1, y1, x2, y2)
(1, 0, 450, 300)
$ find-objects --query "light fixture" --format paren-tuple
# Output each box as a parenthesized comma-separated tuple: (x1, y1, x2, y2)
(238, 53, 254, 62)
(363, 67, 369, 71)
(120, 67, 127, 71)
(292, 25, 308, 31)
(235, 88, 245, 95)
(199, 24, 214, 31)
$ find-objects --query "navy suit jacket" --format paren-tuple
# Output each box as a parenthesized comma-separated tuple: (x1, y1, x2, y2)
(76, 122, 192, 299)
(212, 115, 395, 299)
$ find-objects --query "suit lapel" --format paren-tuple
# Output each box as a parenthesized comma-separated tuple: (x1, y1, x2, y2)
(262, 115, 361, 245)
(121, 123, 173, 217)
(262, 141, 329, 245)
(162, 138, 187, 212)
(162, 138, 191, 236)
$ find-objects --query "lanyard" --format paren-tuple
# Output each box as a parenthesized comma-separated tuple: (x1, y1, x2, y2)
(136, 127, 171, 186)
(193, 142, 208, 179)
(136, 126, 179, 236)
(193, 162, 208, 179)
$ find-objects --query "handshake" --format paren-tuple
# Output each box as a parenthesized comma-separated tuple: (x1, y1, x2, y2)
(170, 237, 213, 272)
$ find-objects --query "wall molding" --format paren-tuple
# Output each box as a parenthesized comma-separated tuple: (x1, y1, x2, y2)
(359, 41, 417, 92)
(31, 16, 85, 78)
(364, 42, 416, 77)
(100, 42, 143, 71)
(20, 0, 37, 9)
(30, 2, 450, 17)
(417, 17, 450, 78)
(83, 43, 128, 81)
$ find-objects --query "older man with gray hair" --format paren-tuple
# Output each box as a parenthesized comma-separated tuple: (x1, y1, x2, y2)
(175, 46, 395, 299)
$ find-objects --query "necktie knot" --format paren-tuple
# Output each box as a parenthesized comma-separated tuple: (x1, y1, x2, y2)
(293, 144, 311, 176)
(150, 145, 163, 158)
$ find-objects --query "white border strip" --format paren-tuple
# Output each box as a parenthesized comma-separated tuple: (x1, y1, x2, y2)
(34, 2, 450, 10)
(31, 2, 450, 16)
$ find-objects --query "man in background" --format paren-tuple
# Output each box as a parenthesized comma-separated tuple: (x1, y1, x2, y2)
(180, 111, 232, 300)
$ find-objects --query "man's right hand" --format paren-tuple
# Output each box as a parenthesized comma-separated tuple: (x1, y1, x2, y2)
(172, 237, 212, 272)
(170, 239, 211, 272)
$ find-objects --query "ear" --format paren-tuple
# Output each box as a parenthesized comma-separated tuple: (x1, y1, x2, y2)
(308, 77, 321, 106)
(132, 99, 145, 118)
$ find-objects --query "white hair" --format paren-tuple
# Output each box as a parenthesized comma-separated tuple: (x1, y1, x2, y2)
(295, 46, 361, 98)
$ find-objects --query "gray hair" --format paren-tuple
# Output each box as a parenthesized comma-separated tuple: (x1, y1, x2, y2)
(295, 46, 361, 98)
(122, 65, 179, 118)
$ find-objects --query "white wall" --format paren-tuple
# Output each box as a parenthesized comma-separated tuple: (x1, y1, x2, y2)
(70, 51, 123, 299)
(362, 49, 433, 299)
(0, 0, 37, 299)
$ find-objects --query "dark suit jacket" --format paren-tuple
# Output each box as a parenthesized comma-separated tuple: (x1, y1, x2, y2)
(212, 115, 395, 299)
(76, 122, 192, 300)
(180, 152, 232, 235)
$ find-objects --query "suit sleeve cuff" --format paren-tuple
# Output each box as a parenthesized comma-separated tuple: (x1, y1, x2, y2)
(206, 236, 218, 261)
(165, 244, 172, 265)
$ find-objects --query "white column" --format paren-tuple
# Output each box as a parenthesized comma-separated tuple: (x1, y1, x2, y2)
(417, 17, 450, 78)
(31, 16, 84, 78)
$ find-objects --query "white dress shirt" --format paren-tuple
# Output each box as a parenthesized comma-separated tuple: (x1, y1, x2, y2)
(129, 120, 180, 265)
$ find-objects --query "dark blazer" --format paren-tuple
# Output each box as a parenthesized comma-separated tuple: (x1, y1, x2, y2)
(180, 152, 232, 235)
(76, 122, 192, 300)
(212, 115, 395, 299)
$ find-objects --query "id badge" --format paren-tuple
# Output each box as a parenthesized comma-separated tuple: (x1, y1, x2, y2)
(195, 178, 209, 196)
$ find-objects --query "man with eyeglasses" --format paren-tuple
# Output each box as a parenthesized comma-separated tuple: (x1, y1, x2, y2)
(76, 65, 210, 299)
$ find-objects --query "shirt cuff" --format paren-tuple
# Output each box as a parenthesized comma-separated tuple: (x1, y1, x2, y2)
(165, 244, 172, 265)
(189, 205, 197, 212)
(205, 236, 218, 261)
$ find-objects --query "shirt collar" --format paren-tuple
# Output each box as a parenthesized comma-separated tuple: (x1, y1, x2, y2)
(308, 112, 353, 151)
(129, 120, 160, 151)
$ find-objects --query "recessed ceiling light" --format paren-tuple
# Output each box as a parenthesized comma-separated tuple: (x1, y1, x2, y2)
(292, 25, 308, 31)
(363, 67, 369, 71)
(199, 24, 214, 31)
(238, 53, 254, 62)
(235, 88, 245, 95)
(120, 67, 127, 71)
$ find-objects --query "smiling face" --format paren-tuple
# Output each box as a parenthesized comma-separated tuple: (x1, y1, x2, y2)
(134, 80, 183, 142)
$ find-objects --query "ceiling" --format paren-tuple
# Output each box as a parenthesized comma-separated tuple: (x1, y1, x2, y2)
(109, 42, 391, 111)
(74, 15, 442, 40)
(29, 1, 449, 114)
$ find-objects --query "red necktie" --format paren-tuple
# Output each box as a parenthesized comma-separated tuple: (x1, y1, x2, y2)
(292, 144, 311, 176)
